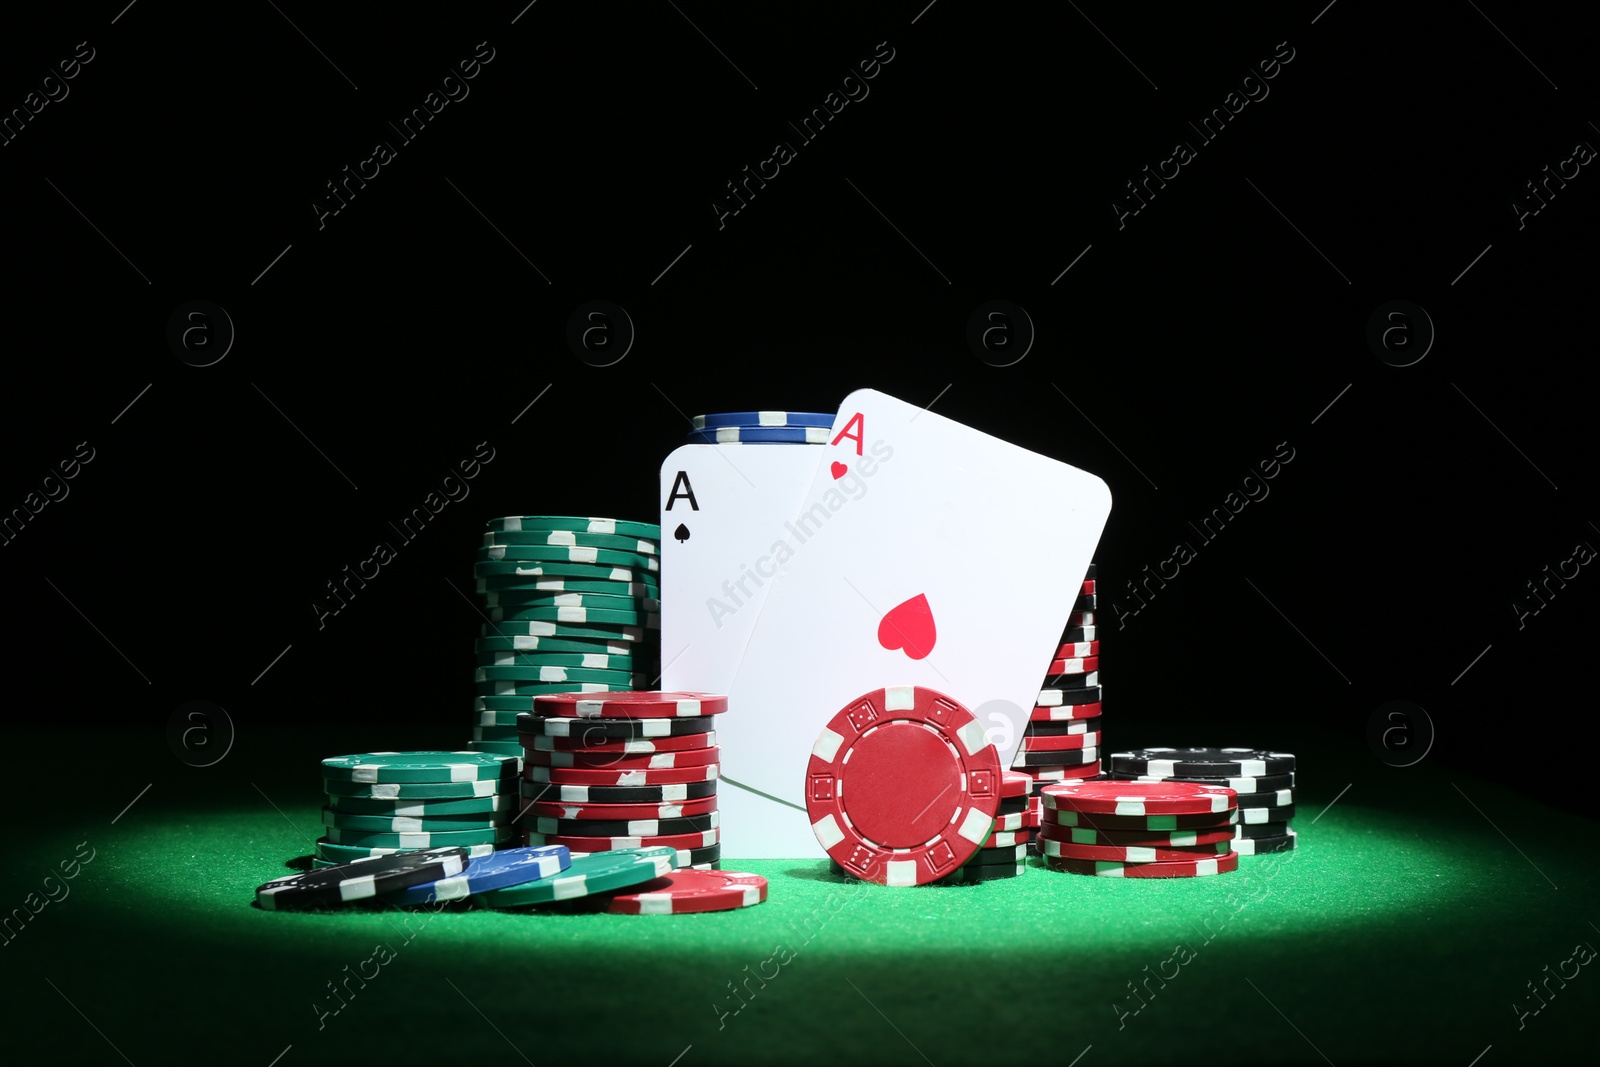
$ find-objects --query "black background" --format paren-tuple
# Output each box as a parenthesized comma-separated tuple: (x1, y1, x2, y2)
(2, 4, 1594, 810)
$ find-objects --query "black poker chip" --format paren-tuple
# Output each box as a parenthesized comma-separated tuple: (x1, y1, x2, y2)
(517, 779, 718, 804)
(516, 714, 716, 740)
(1235, 788, 1296, 809)
(1012, 747, 1099, 769)
(1112, 772, 1295, 795)
(1083, 563, 1097, 580)
(1072, 593, 1096, 611)
(1232, 830, 1296, 855)
(1041, 670, 1098, 689)
(1235, 817, 1294, 838)
(1038, 684, 1101, 705)
(1060, 627, 1095, 643)
(254, 847, 469, 910)
(942, 860, 1026, 883)
(1110, 748, 1296, 777)
(527, 813, 718, 837)
(966, 843, 1029, 866)
(1024, 717, 1102, 737)
(997, 795, 1031, 816)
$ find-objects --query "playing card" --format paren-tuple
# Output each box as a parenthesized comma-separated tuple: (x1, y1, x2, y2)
(660, 443, 827, 857)
(723, 388, 1111, 853)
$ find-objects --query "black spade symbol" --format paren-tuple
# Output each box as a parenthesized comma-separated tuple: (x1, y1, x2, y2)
(674, 523, 691, 543)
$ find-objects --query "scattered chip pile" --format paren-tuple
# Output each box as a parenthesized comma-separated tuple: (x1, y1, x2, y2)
(1038, 780, 1241, 877)
(687, 410, 832, 445)
(471, 516, 663, 761)
(515, 691, 727, 870)
(1109, 748, 1297, 855)
(1014, 563, 1104, 830)
(316, 752, 520, 868)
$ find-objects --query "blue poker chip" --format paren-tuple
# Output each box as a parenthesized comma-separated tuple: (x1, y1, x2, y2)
(686, 425, 828, 445)
(380, 845, 571, 904)
(691, 411, 834, 430)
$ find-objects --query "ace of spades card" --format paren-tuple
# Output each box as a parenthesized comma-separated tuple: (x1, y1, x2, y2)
(722, 388, 1111, 853)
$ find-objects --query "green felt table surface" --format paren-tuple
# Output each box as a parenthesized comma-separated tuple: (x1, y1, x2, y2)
(4, 726, 1595, 1065)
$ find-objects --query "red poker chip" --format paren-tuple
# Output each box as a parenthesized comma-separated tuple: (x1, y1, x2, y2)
(805, 685, 1002, 887)
(1066, 611, 1094, 626)
(990, 811, 1036, 833)
(605, 869, 767, 915)
(1040, 837, 1234, 862)
(1042, 780, 1235, 816)
(521, 746, 720, 770)
(1055, 641, 1100, 659)
(523, 731, 716, 754)
(1030, 701, 1103, 722)
(516, 796, 717, 821)
(1080, 580, 1095, 595)
(523, 763, 719, 786)
(1046, 656, 1100, 674)
(1000, 770, 1032, 798)
(1039, 824, 1236, 848)
(1043, 851, 1240, 878)
(1023, 761, 1102, 780)
(1019, 731, 1101, 753)
(531, 691, 728, 719)
(523, 828, 720, 851)
(980, 828, 1033, 849)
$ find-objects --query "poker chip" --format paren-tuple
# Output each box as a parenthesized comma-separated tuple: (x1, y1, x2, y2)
(1061, 625, 1096, 642)
(315, 839, 499, 863)
(1040, 838, 1234, 862)
(990, 811, 1032, 832)
(321, 824, 515, 848)
(1042, 670, 1099, 688)
(1238, 805, 1296, 826)
(326, 793, 517, 816)
(483, 530, 658, 554)
(805, 684, 1002, 886)
(1024, 717, 1101, 736)
(1025, 761, 1102, 780)
(523, 828, 720, 852)
(475, 635, 640, 656)
(476, 576, 657, 597)
(1043, 780, 1237, 817)
(1079, 580, 1096, 595)
(480, 621, 649, 644)
(323, 777, 514, 800)
(321, 809, 514, 833)
(532, 691, 727, 719)
(517, 779, 719, 804)
(523, 763, 719, 786)
(665, 843, 721, 869)
(517, 714, 716, 739)
(521, 746, 720, 770)
(321, 751, 517, 784)
(692, 411, 834, 430)
(605, 869, 768, 914)
(473, 650, 642, 670)
(1110, 748, 1296, 777)
(970, 838, 1030, 861)
(940, 860, 1025, 883)
(473, 560, 658, 584)
(1232, 830, 1297, 855)
(1018, 731, 1101, 752)
(381, 845, 572, 905)
(487, 516, 661, 539)
(486, 605, 659, 628)
(476, 847, 677, 907)
(1113, 772, 1294, 794)
(1030, 701, 1103, 720)
(1045, 825, 1237, 848)
(1043, 851, 1240, 878)
(468, 741, 525, 757)
(1000, 770, 1032, 797)
(523, 730, 716, 754)
(480, 590, 660, 614)
(686, 425, 829, 444)
(1046, 656, 1099, 674)
(516, 796, 718, 821)
(529, 812, 719, 837)
(257, 847, 469, 910)
(476, 543, 661, 570)
(475, 665, 645, 685)
(1041, 807, 1239, 832)
(1056, 641, 1100, 658)
(476, 683, 631, 700)
(1037, 684, 1101, 706)
(1011, 747, 1098, 768)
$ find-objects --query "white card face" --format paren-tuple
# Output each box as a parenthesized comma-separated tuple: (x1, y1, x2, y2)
(659, 444, 824, 694)
(725, 388, 1112, 830)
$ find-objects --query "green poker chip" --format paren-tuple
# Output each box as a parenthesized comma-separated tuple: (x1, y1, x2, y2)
(323, 777, 516, 800)
(475, 544, 660, 570)
(474, 666, 641, 685)
(472, 561, 659, 583)
(471, 708, 527, 728)
(474, 635, 640, 655)
(472, 687, 631, 708)
(476, 846, 677, 907)
(487, 605, 658, 626)
(476, 577, 658, 597)
(321, 824, 515, 848)
(485, 516, 660, 540)
(473, 684, 648, 699)
(326, 793, 518, 816)
(471, 724, 520, 741)
(474, 651, 639, 670)
(467, 741, 526, 757)
(482, 591, 660, 612)
(479, 621, 647, 642)
(321, 808, 514, 833)
(482, 530, 659, 554)
(315, 838, 500, 863)
(321, 751, 517, 784)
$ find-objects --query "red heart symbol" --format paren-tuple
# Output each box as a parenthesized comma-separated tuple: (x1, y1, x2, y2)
(830, 461, 848, 480)
(878, 594, 936, 660)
